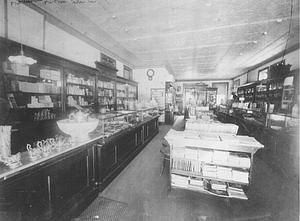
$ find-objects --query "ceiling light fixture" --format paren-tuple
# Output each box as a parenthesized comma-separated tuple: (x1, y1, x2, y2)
(253, 40, 258, 44)
(239, 53, 243, 56)
(276, 18, 283, 23)
(112, 15, 117, 19)
(124, 28, 129, 32)
(8, 5, 36, 65)
(205, 2, 212, 6)
(262, 31, 268, 35)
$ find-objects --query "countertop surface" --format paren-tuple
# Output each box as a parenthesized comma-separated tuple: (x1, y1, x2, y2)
(0, 115, 159, 181)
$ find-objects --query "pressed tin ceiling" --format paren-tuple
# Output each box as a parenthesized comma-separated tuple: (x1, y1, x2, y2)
(33, 0, 299, 80)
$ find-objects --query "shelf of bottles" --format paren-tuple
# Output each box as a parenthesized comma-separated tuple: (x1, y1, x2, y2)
(267, 79, 283, 112)
(3, 64, 63, 122)
(97, 79, 115, 111)
(254, 82, 267, 110)
(116, 83, 127, 110)
(127, 85, 137, 99)
(244, 86, 255, 102)
(66, 71, 95, 110)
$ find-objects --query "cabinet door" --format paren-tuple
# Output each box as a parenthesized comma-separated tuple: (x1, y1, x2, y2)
(116, 132, 135, 162)
(148, 119, 158, 138)
(0, 171, 50, 221)
(95, 142, 117, 183)
(135, 126, 143, 147)
(49, 148, 90, 211)
(143, 124, 148, 141)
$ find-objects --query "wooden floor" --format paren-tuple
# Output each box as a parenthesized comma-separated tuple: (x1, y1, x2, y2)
(87, 122, 299, 221)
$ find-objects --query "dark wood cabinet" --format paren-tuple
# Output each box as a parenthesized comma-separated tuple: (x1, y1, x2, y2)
(134, 126, 143, 147)
(95, 117, 159, 191)
(0, 116, 159, 220)
(0, 171, 50, 221)
(49, 148, 90, 212)
(116, 131, 135, 162)
(95, 142, 117, 184)
(0, 144, 96, 221)
(147, 118, 158, 139)
(143, 118, 158, 142)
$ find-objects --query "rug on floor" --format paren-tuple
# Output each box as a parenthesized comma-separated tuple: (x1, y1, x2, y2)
(74, 197, 128, 221)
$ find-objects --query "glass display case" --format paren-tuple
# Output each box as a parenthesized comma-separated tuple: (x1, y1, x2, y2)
(115, 81, 137, 111)
(97, 78, 115, 112)
(65, 69, 95, 113)
(266, 112, 298, 130)
(267, 78, 283, 112)
(127, 84, 137, 110)
(96, 107, 159, 139)
(116, 82, 127, 110)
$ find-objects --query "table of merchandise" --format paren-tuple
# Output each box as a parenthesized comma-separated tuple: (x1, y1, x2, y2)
(164, 118, 264, 200)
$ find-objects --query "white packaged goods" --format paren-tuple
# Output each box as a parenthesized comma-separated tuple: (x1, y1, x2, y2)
(213, 151, 229, 163)
(232, 170, 249, 183)
(202, 165, 217, 178)
(228, 154, 241, 166)
(185, 147, 198, 160)
(171, 174, 189, 187)
(189, 178, 203, 187)
(185, 122, 238, 134)
(51, 70, 61, 81)
(217, 166, 232, 180)
(238, 155, 251, 168)
(198, 149, 213, 163)
(198, 133, 221, 141)
(172, 147, 185, 159)
(211, 181, 227, 191)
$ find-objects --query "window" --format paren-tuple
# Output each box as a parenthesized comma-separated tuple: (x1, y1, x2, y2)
(258, 67, 269, 81)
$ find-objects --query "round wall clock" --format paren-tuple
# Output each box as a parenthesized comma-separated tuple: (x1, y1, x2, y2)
(146, 69, 155, 80)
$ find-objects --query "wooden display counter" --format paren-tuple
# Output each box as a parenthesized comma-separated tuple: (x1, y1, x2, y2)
(0, 115, 159, 221)
(216, 109, 299, 180)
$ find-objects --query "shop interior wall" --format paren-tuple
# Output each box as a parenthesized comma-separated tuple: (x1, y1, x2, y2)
(175, 80, 233, 105)
(133, 67, 174, 105)
(0, 3, 130, 78)
(233, 48, 299, 85)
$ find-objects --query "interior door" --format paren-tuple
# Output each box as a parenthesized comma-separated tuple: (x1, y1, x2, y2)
(212, 82, 229, 105)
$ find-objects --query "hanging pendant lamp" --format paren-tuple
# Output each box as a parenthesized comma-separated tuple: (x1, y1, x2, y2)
(8, 48, 37, 65)
(8, 5, 37, 65)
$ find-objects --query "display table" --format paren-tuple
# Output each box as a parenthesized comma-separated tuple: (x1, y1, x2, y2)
(165, 119, 263, 200)
(0, 115, 159, 221)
